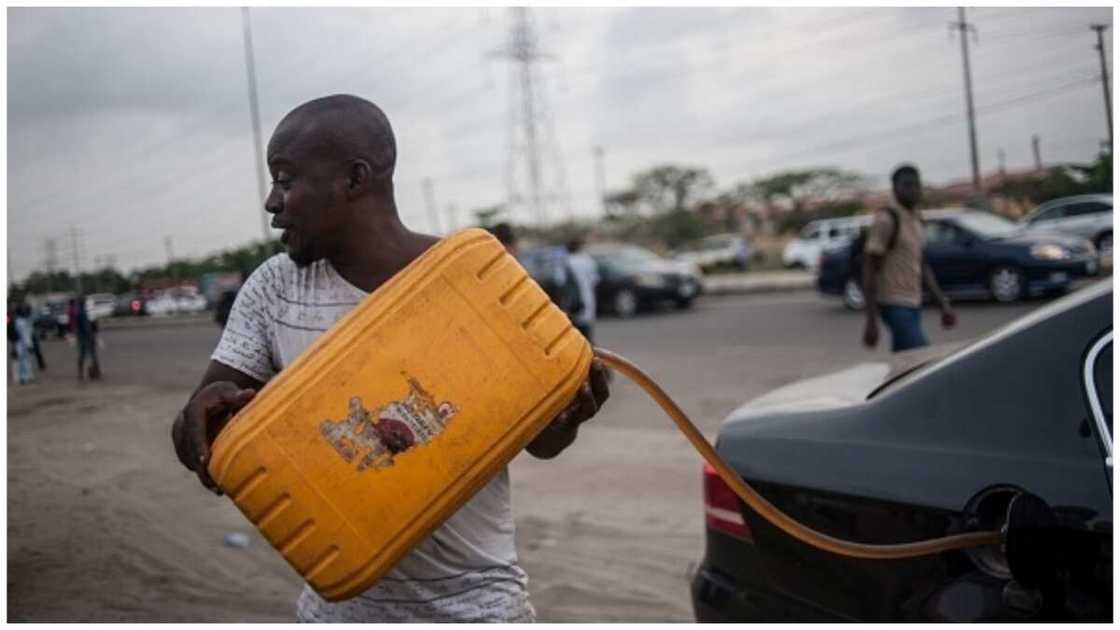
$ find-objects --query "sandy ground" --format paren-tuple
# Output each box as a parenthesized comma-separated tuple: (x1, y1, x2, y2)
(6, 374, 704, 622)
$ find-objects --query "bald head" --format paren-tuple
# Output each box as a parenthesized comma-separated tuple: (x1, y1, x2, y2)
(270, 94, 397, 181)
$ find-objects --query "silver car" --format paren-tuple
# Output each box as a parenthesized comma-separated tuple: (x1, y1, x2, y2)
(1021, 193, 1112, 257)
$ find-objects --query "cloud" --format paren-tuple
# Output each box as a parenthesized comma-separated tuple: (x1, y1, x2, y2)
(6, 6, 1113, 282)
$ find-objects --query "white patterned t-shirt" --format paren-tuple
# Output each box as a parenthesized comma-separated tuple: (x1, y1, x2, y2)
(211, 253, 535, 623)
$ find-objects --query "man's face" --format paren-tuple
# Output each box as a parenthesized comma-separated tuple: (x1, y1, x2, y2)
(264, 122, 349, 267)
(893, 171, 922, 209)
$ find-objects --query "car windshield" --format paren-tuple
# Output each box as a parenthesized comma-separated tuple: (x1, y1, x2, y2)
(953, 212, 1019, 238)
(591, 245, 665, 274)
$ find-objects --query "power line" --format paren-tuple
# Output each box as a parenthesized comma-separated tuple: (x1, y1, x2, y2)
(730, 75, 1099, 175)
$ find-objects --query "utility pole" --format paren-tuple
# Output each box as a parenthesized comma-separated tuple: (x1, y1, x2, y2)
(998, 148, 1006, 176)
(593, 145, 606, 216)
(44, 238, 59, 293)
(446, 203, 459, 233)
(492, 8, 567, 226)
(422, 178, 442, 235)
(69, 227, 83, 295)
(1031, 134, 1042, 170)
(242, 7, 271, 242)
(951, 7, 982, 195)
(164, 236, 176, 282)
(1091, 23, 1113, 148)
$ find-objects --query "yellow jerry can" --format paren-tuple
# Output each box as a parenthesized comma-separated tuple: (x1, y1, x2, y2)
(207, 228, 592, 602)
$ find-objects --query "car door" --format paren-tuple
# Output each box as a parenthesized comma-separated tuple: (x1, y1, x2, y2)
(1062, 201, 1112, 242)
(923, 220, 982, 291)
(1027, 204, 1067, 232)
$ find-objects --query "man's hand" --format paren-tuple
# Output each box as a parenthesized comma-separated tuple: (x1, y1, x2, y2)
(172, 382, 256, 494)
(526, 359, 611, 459)
(862, 318, 879, 349)
(940, 305, 957, 329)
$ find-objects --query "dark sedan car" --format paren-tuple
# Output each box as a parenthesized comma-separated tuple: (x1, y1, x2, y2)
(586, 243, 703, 317)
(819, 209, 1099, 309)
(692, 280, 1112, 622)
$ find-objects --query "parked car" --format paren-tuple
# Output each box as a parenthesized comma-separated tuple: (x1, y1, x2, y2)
(32, 301, 69, 340)
(84, 293, 116, 321)
(145, 287, 209, 317)
(113, 293, 148, 317)
(1020, 193, 1112, 258)
(692, 280, 1112, 622)
(783, 216, 872, 270)
(586, 243, 703, 317)
(674, 233, 751, 272)
(818, 208, 1098, 310)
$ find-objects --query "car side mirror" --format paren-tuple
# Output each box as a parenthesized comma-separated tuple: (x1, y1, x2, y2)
(1003, 492, 1060, 591)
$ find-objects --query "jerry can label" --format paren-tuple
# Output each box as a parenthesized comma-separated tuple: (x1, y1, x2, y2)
(319, 376, 460, 472)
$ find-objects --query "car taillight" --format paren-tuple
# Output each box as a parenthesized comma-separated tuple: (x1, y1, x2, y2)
(702, 461, 753, 542)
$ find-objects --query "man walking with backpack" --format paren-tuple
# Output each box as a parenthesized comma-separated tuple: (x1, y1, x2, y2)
(862, 164, 956, 352)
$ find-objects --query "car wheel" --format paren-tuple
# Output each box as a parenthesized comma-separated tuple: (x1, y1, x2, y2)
(1096, 231, 1112, 259)
(843, 277, 865, 311)
(989, 265, 1024, 303)
(613, 288, 638, 318)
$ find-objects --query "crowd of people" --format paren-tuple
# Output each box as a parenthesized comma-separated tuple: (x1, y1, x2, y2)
(7, 296, 103, 385)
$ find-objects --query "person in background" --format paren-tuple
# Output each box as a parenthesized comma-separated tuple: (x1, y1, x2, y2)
(69, 296, 102, 381)
(491, 221, 518, 257)
(13, 303, 35, 385)
(861, 164, 956, 352)
(564, 236, 600, 344)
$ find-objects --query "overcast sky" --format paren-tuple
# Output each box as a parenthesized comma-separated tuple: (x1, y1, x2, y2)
(7, 6, 1113, 282)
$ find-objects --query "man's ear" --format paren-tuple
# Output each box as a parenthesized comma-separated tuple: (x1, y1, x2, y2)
(344, 159, 374, 199)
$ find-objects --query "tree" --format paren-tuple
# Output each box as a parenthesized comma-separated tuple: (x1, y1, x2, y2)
(471, 205, 506, 229)
(744, 168, 867, 215)
(992, 153, 1113, 206)
(630, 165, 715, 215)
(603, 189, 641, 219)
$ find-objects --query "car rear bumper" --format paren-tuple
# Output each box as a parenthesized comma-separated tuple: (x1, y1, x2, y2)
(691, 566, 852, 622)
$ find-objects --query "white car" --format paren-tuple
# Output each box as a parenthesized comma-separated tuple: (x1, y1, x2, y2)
(145, 287, 209, 317)
(674, 233, 750, 272)
(1020, 194, 1112, 258)
(84, 293, 117, 321)
(782, 216, 871, 270)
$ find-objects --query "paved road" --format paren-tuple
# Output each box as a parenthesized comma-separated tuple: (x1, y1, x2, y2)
(28, 290, 1041, 426)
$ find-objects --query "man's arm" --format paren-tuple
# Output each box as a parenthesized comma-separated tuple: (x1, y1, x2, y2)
(862, 253, 884, 348)
(171, 360, 265, 494)
(525, 359, 610, 459)
(921, 261, 957, 329)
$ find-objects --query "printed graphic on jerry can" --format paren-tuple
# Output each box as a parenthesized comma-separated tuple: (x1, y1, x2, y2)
(319, 377, 459, 472)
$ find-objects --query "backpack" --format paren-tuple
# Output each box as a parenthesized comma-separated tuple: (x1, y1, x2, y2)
(849, 206, 901, 276)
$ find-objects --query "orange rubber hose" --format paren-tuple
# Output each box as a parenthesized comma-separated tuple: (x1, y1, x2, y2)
(592, 348, 1002, 560)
